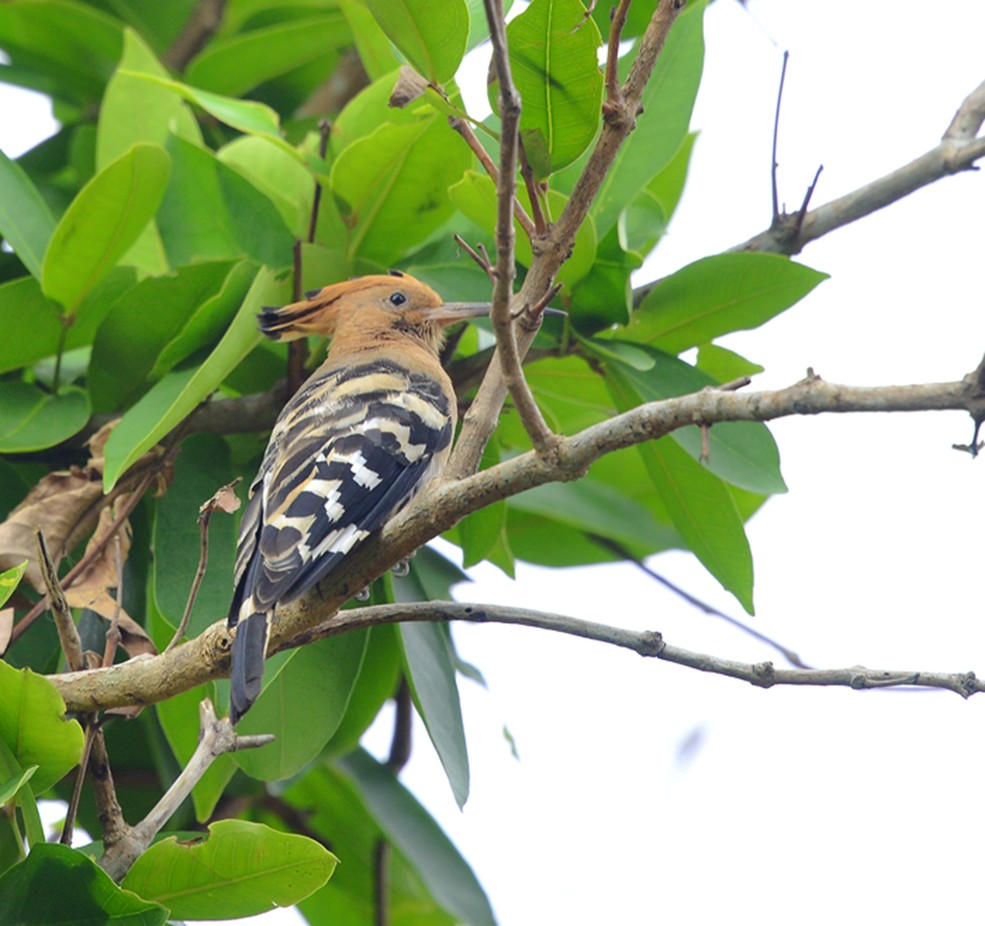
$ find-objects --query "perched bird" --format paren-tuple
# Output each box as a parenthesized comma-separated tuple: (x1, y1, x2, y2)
(228, 272, 490, 724)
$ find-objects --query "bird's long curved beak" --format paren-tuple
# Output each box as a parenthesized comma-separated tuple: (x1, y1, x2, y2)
(425, 302, 492, 324)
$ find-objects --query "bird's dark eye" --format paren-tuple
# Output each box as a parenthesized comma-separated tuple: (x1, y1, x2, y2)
(389, 292, 407, 307)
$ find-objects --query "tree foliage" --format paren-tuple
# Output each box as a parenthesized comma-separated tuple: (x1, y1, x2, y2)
(2, 0, 937, 921)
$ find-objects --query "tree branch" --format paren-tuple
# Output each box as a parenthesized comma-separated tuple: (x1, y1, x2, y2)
(288, 601, 985, 699)
(735, 77, 985, 255)
(46, 369, 981, 713)
(450, 0, 687, 478)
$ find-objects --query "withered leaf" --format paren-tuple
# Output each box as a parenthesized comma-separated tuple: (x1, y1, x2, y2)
(200, 478, 242, 516)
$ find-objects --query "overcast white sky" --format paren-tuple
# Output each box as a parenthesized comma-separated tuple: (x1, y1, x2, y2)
(5, 1, 985, 924)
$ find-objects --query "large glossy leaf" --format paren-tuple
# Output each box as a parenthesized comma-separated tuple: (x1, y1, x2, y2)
(98, 29, 202, 169)
(121, 820, 337, 920)
(0, 149, 55, 281)
(97, 29, 201, 277)
(338, 0, 400, 81)
(597, 343, 787, 495)
(567, 224, 642, 330)
(640, 435, 753, 612)
(365, 0, 469, 84)
(157, 135, 295, 268)
(330, 116, 470, 264)
(0, 383, 89, 454)
(505, 0, 603, 179)
(0, 269, 136, 376)
(102, 266, 284, 490)
(186, 15, 351, 96)
(606, 371, 755, 612)
(340, 749, 497, 926)
(120, 72, 295, 156)
(0, 765, 36, 806)
(89, 260, 240, 412)
(0, 661, 84, 794)
(626, 252, 829, 353)
(41, 143, 171, 317)
(590, 0, 705, 239)
(0, 843, 168, 926)
(219, 137, 315, 238)
(234, 631, 370, 781)
(399, 622, 470, 808)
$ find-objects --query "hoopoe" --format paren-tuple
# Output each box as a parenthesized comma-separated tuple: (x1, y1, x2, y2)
(228, 272, 490, 724)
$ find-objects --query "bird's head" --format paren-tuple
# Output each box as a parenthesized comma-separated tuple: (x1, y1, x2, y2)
(258, 271, 490, 355)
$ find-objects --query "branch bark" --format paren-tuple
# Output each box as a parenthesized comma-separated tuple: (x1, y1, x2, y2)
(47, 369, 981, 713)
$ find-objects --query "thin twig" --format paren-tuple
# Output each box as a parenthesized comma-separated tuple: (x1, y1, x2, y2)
(517, 137, 548, 234)
(770, 51, 790, 222)
(61, 721, 97, 846)
(281, 601, 985, 699)
(163, 0, 227, 71)
(604, 0, 632, 105)
(453, 234, 494, 277)
(35, 528, 85, 671)
(448, 116, 537, 237)
(167, 510, 213, 652)
(100, 536, 124, 669)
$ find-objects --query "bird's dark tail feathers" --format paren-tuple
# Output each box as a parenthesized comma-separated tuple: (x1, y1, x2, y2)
(230, 612, 269, 725)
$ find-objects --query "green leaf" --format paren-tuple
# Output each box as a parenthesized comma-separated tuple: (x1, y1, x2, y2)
(0, 270, 136, 376)
(0, 2, 124, 106)
(0, 843, 168, 926)
(41, 143, 171, 317)
(0, 383, 90, 454)
(643, 436, 753, 612)
(365, 0, 469, 84)
(590, 1, 705, 239)
(219, 136, 315, 238)
(626, 252, 829, 354)
(0, 561, 27, 609)
(153, 434, 238, 636)
(89, 260, 241, 412)
(605, 372, 755, 612)
(158, 135, 295, 268)
(102, 266, 284, 490)
(97, 29, 202, 278)
(234, 631, 370, 781)
(399, 622, 470, 808)
(696, 343, 765, 382)
(0, 661, 84, 794)
(289, 765, 455, 926)
(340, 749, 496, 926)
(330, 116, 470, 264)
(120, 71, 296, 156)
(0, 149, 55, 281)
(322, 626, 403, 757)
(567, 224, 641, 330)
(121, 820, 337, 920)
(505, 0, 603, 179)
(339, 0, 400, 80)
(98, 29, 202, 169)
(603, 344, 786, 495)
(186, 15, 351, 96)
(0, 766, 37, 806)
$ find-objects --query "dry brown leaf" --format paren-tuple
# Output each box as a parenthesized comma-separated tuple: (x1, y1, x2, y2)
(389, 65, 429, 108)
(61, 502, 158, 658)
(201, 478, 242, 516)
(0, 467, 105, 592)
